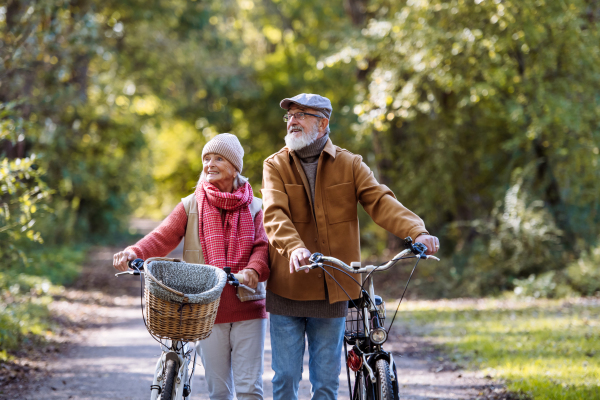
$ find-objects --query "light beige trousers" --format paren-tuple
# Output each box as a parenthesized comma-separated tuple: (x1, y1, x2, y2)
(195, 318, 267, 400)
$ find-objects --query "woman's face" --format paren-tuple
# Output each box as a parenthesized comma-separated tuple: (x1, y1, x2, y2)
(203, 153, 237, 192)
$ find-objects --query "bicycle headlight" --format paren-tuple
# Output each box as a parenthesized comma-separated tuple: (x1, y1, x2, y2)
(369, 327, 388, 344)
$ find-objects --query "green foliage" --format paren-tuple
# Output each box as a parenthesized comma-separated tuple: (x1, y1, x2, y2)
(1, 0, 151, 243)
(335, 0, 600, 237)
(324, 0, 600, 296)
(1, 0, 599, 299)
(396, 298, 600, 399)
(0, 154, 52, 264)
(0, 245, 84, 353)
(0, 270, 54, 352)
(445, 174, 566, 296)
(565, 246, 600, 296)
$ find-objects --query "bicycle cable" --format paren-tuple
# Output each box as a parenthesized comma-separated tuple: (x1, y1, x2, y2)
(316, 254, 422, 335)
(357, 256, 419, 331)
(314, 263, 366, 322)
(386, 256, 422, 333)
(359, 256, 419, 295)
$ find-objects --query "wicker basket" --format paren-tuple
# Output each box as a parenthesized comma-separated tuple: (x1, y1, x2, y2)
(142, 257, 227, 342)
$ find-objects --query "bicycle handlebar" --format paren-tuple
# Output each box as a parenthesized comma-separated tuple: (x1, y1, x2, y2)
(297, 236, 440, 273)
(115, 260, 254, 293)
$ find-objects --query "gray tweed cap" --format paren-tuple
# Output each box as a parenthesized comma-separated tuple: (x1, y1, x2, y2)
(280, 93, 332, 119)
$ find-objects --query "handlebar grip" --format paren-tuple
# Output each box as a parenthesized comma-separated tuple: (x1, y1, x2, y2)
(233, 273, 245, 284)
(128, 258, 145, 270)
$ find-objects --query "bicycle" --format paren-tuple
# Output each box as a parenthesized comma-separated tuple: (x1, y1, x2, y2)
(297, 236, 440, 400)
(115, 258, 253, 400)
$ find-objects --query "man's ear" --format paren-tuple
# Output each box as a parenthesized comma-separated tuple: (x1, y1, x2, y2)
(321, 118, 329, 132)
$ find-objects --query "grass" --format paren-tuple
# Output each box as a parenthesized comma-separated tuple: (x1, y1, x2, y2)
(0, 245, 86, 360)
(390, 297, 600, 399)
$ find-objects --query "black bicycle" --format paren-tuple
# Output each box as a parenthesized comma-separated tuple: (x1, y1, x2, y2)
(297, 236, 439, 400)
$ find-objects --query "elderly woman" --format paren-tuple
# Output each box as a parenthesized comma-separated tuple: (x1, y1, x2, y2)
(113, 133, 269, 400)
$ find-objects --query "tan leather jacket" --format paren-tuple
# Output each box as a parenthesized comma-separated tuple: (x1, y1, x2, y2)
(261, 139, 428, 303)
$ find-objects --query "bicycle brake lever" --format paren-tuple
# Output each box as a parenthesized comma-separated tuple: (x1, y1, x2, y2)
(297, 263, 320, 272)
(238, 284, 256, 294)
(412, 242, 428, 257)
(115, 270, 141, 277)
(308, 253, 323, 263)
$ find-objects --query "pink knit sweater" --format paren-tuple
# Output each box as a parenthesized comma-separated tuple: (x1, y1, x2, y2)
(126, 202, 269, 324)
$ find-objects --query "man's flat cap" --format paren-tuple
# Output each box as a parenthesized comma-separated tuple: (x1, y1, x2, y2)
(280, 93, 332, 119)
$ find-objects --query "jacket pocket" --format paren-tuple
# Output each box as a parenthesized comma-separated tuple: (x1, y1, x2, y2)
(285, 184, 312, 223)
(325, 182, 357, 224)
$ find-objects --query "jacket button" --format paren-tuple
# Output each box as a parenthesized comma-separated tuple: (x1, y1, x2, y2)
(318, 274, 322, 278)
(314, 238, 317, 242)
(322, 241, 325, 244)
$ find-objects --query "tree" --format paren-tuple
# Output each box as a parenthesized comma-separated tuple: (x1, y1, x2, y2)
(322, 0, 600, 293)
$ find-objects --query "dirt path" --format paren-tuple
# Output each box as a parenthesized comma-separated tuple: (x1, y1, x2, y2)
(4, 246, 511, 400)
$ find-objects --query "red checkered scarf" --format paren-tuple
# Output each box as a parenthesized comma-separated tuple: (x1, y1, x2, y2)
(196, 180, 255, 273)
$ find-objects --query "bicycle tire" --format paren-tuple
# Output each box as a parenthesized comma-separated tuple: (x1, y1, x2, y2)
(375, 359, 394, 400)
(160, 359, 178, 400)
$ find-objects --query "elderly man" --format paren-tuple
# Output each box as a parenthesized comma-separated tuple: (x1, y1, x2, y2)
(262, 93, 439, 399)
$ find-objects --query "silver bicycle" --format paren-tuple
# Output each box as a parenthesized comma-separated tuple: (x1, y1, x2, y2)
(297, 236, 439, 400)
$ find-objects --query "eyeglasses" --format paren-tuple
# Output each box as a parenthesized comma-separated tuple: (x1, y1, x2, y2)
(283, 112, 325, 123)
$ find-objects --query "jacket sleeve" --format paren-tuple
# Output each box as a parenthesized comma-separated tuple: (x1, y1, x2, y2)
(246, 209, 270, 282)
(353, 156, 428, 240)
(126, 202, 187, 259)
(261, 160, 306, 260)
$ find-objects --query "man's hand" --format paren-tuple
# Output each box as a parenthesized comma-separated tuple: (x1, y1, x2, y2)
(113, 249, 137, 272)
(415, 235, 440, 255)
(289, 247, 311, 274)
(241, 268, 259, 289)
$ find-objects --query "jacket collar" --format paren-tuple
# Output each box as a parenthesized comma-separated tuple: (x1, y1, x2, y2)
(288, 138, 337, 162)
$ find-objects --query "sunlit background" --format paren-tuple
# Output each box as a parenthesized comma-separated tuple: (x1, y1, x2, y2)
(1, 0, 599, 397)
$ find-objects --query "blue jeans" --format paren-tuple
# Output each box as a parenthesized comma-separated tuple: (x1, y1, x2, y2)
(270, 314, 345, 400)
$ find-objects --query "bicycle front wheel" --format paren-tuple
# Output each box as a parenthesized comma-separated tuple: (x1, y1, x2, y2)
(375, 359, 394, 400)
(160, 359, 178, 400)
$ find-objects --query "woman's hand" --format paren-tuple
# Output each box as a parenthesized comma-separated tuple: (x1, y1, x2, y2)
(241, 268, 259, 289)
(113, 249, 137, 272)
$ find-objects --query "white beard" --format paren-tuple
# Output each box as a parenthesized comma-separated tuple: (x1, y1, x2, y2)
(285, 124, 319, 151)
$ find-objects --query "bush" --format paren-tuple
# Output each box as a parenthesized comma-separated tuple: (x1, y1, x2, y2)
(0, 245, 85, 355)
(565, 246, 600, 296)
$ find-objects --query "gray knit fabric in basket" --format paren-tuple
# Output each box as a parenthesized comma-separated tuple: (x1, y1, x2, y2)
(145, 261, 227, 304)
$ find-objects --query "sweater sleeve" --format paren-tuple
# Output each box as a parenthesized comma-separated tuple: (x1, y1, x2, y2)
(126, 202, 187, 260)
(245, 209, 270, 282)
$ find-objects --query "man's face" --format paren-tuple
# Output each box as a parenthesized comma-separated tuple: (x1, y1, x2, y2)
(286, 104, 321, 135)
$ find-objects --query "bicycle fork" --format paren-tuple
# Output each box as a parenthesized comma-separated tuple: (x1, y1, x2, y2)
(150, 342, 193, 400)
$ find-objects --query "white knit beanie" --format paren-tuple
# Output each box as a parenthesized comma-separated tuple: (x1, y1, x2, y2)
(201, 133, 244, 172)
